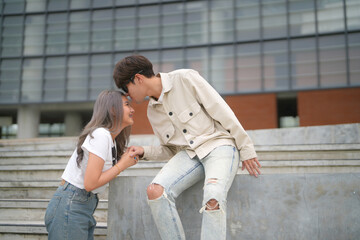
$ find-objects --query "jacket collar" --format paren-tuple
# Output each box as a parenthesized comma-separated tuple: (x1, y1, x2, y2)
(149, 72, 173, 106)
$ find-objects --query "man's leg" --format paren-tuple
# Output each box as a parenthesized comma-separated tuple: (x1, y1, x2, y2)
(199, 145, 240, 240)
(147, 151, 204, 240)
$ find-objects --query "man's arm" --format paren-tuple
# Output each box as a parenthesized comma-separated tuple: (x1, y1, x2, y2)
(128, 145, 177, 161)
(184, 70, 261, 176)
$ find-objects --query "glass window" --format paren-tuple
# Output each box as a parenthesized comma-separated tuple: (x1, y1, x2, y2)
(346, 0, 360, 31)
(70, 0, 90, 9)
(115, 8, 136, 51)
(138, 6, 160, 49)
(262, 0, 287, 39)
(290, 38, 318, 89)
(289, 0, 316, 36)
(24, 15, 45, 56)
(48, 0, 68, 11)
(92, 9, 113, 52)
(210, 0, 234, 43)
(210, 45, 235, 93)
(162, 3, 184, 47)
(263, 40, 289, 91)
(348, 33, 360, 86)
(0, 18, 2, 47)
(115, 0, 136, 6)
(39, 123, 65, 137)
(319, 35, 347, 87)
(21, 58, 43, 102)
(69, 11, 90, 53)
(317, 0, 345, 33)
(236, 43, 262, 92)
(2, 16, 24, 57)
(4, 0, 25, 14)
(139, 0, 163, 4)
(185, 47, 209, 79)
(160, 49, 184, 73)
(67, 56, 89, 101)
(26, 0, 46, 12)
(90, 54, 112, 100)
(0, 60, 22, 103)
(235, 0, 260, 42)
(92, 0, 113, 8)
(46, 13, 68, 55)
(185, 1, 208, 45)
(44, 57, 66, 102)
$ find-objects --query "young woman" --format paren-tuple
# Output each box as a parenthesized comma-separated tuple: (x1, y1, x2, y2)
(45, 90, 138, 240)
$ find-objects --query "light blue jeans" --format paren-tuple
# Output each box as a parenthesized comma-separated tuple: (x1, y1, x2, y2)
(148, 145, 240, 240)
(45, 181, 99, 240)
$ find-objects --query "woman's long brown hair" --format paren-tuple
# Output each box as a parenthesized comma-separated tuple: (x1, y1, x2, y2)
(76, 90, 131, 167)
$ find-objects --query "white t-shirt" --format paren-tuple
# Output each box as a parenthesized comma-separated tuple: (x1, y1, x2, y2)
(62, 128, 114, 194)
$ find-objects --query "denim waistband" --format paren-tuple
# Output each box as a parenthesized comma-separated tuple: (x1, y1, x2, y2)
(61, 180, 97, 198)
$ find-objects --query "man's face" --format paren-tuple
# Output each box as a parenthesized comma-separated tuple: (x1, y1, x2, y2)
(124, 81, 146, 104)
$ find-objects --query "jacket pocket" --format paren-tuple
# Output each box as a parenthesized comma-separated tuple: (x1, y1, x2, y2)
(178, 102, 213, 135)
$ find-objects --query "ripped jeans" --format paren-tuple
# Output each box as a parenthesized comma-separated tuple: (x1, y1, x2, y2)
(148, 145, 240, 240)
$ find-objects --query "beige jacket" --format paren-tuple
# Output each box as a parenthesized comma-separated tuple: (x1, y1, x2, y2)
(142, 69, 257, 161)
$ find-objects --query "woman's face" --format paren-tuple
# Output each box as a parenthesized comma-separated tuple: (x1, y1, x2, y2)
(121, 95, 135, 128)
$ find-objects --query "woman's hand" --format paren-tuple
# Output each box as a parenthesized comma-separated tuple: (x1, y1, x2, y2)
(117, 148, 139, 169)
(128, 146, 144, 159)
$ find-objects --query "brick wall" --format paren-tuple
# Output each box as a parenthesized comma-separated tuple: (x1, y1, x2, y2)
(298, 88, 360, 126)
(225, 93, 278, 130)
(130, 100, 153, 134)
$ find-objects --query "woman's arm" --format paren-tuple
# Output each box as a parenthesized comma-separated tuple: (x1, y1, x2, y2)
(84, 149, 138, 192)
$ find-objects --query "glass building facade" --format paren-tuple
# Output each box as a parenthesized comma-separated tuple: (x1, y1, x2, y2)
(0, 0, 359, 137)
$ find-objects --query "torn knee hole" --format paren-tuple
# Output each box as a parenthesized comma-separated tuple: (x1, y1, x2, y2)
(206, 199, 219, 210)
(147, 183, 164, 200)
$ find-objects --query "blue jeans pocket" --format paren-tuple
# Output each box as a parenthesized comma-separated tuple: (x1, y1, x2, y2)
(45, 196, 61, 227)
(71, 191, 90, 203)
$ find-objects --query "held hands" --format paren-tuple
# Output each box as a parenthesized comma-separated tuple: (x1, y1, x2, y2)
(117, 148, 139, 169)
(128, 146, 144, 159)
(242, 157, 261, 178)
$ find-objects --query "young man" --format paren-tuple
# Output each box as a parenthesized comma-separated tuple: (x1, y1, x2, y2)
(113, 55, 261, 240)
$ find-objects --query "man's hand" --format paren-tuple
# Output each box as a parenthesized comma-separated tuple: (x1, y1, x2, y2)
(242, 157, 261, 177)
(128, 146, 144, 159)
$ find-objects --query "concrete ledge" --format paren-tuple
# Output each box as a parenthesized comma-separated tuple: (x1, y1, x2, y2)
(248, 123, 360, 145)
(108, 173, 360, 240)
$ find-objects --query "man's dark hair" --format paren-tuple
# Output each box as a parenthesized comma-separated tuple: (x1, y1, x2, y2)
(113, 55, 155, 89)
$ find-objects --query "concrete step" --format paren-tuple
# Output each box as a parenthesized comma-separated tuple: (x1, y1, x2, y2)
(0, 199, 108, 223)
(0, 156, 68, 165)
(0, 150, 74, 158)
(0, 220, 107, 240)
(0, 181, 108, 200)
(0, 134, 159, 152)
(1, 156, 360, 181)
(0, 137, 77, 151)
(2, 148, 359, 164)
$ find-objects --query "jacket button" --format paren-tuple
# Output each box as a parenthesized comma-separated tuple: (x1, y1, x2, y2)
(190, 140, 194, 144)
(189, 112, 193, 116)
(169, 112, 173, 116)
(166, 134, 169, 138)
(183, 129, 187, 133)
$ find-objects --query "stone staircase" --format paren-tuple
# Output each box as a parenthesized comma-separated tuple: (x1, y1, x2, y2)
(0, 124, 359, 239)
(0, 137, 107, 240)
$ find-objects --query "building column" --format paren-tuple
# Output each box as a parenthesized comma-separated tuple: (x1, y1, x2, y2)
(64, 112, 82, 136)
(17, 105, 40, 139)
